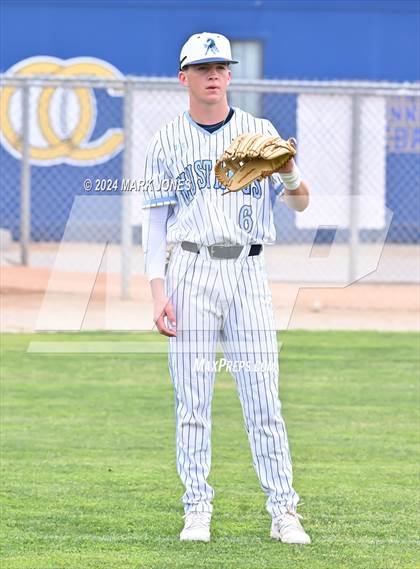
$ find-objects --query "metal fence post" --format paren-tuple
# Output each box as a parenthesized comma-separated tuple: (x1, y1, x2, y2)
(349, 94, 361, 282)
(20, 81, 31, 265)
(121, 80, 133, 299)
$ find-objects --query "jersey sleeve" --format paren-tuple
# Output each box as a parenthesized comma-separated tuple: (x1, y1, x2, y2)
(142, 204, 169, 281)
(142, 133, 178, 209)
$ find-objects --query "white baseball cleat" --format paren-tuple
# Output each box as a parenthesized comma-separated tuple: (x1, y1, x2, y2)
(180, 512, 212, 542)
(270, 510, 311, 544)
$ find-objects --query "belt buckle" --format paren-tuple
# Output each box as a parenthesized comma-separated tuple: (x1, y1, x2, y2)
(208, 244, 218, 258)
(208, 244, 244, 259)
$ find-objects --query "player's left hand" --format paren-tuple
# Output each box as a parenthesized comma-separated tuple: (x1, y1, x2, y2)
(277, 138, 297, 173)
(277, 157, 296, 174)
(214, 133, 296, 193)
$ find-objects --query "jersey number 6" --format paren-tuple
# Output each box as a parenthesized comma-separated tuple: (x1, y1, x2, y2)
(238, 205, 253, 233)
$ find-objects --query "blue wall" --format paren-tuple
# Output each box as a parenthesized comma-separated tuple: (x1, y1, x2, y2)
(1, 0, 419, 80)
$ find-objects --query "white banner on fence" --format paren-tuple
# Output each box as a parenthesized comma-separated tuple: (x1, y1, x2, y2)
(131, 89, 188, 224)
(296, 95, 387, 230)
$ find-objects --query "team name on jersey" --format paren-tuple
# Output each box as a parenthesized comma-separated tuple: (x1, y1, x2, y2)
(176, 159, 262, 205)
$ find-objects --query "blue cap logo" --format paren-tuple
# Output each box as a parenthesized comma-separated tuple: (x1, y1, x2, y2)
(204, 38, 219, 55)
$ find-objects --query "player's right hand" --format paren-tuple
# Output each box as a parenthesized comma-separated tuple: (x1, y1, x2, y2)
(153, 297, 177, 337)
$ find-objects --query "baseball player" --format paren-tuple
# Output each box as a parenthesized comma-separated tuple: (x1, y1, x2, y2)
(142, 32, 311, 544)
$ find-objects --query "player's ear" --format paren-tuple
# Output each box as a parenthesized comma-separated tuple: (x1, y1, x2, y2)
(179, 70, 188, 86)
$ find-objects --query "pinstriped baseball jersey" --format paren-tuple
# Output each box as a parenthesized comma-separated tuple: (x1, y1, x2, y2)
(142, 107, 283, 245)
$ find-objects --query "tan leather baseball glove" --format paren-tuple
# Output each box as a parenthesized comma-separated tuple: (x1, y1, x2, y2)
(214, 133, 296, 193)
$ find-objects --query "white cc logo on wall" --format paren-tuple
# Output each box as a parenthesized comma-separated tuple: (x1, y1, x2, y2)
(0, 56, 124, 166)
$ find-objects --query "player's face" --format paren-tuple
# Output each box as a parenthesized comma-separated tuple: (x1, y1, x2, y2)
(179, 63, 231, 104)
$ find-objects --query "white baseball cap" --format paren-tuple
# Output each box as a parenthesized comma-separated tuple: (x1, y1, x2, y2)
(179, 32, 239, 70)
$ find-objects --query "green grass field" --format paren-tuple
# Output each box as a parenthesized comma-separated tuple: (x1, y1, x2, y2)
(1, 331, 419, 569)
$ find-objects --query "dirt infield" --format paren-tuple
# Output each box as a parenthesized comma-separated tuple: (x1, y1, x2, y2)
(1, 264, 418, 332)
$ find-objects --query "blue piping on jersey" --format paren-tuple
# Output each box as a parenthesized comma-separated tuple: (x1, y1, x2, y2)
(142, 196, 178, 208)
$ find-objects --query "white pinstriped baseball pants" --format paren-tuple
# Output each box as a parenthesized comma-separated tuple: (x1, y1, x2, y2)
(165, 243, 299, 518)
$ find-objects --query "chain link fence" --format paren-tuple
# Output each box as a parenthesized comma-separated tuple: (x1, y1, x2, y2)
(1, 75, 419, 294)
